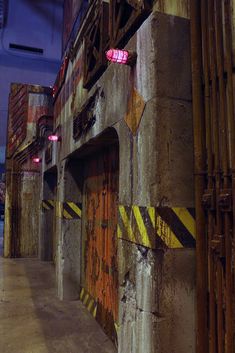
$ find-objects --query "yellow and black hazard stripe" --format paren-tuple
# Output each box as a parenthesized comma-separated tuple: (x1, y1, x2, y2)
(80, 288, 97, 318)
(156, 207, 196, 248)
(62, 202, 82, 219)
(41, 199, 55, 211)
(118, 205, 196, 249)
(80, 287, 119, 338)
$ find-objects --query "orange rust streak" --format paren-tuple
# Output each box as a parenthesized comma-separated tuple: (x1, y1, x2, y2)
(84, 146, 119, 330)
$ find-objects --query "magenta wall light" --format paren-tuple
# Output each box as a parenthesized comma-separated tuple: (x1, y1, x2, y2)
(32, 157, 41, 163)
(48, 135, 61, 142)
(106, 49, 137, 66)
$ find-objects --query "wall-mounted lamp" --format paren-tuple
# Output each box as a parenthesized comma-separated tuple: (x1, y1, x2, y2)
(32, 157, 41, 163)
(48, 135, 61, 142)
(106, 49, 137, 66)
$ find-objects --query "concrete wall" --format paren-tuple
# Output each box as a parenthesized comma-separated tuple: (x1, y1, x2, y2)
(41, 5, 195, 353)
(19, 170, 41, 257)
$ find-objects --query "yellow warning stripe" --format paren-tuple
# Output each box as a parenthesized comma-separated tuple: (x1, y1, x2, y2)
(80, 288, 97, 318)
(42, 201, 50, 210)
(156, 214, 183, 248)
(47, 200, 55, 207)
(87, 298, 94, 312)
(117, 225, 122, 238)
(172, 207, 196, 239)
(119, 205, 136, 243)
(80, 288, 85, 301)
(147, 207, 155, 227)
(132, 205, 151, 248)
(67, 202, 82, 218)
(92, 305, 97, 318)
(63, 209, 73, 219)
(118, 205, 195, 249)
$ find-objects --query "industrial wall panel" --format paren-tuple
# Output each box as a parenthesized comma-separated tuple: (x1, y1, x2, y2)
(82, 144, 119, 342)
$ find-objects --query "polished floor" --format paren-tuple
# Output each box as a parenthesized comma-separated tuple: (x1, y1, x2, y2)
(0, 221, 116, 353)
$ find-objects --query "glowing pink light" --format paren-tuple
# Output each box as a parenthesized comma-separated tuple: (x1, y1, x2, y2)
(48, 135, 59, 142)
(32, 157, 41, 163)
(106, 49, 129, 64)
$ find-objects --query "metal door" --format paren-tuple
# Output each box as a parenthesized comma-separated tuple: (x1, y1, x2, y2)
(191, 1, 235, 352)
(82, 144, 119, 342)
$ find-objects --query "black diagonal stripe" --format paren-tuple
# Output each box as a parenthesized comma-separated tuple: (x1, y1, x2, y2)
(157, 208, 196, 248)
(139, 207, 166, 249)
(130, 208, 145, 247)
(75, 202, 82, 210)
(187, 207, 196, 220)
(43, 200, 54, 210)
(63, 202, 81, 219)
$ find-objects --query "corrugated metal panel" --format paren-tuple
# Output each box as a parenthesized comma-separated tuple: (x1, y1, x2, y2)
(82, 145, 119, 342)
(8, 84, 28, 157)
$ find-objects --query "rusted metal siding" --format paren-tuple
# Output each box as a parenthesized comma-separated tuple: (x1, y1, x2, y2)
(82, 145, 119, 342)
(8, 84, 28, 158)
(154, 0, 190, 18)
(191, 1, 235, 352)
(63, 0, 87, 53)
(5, 84, 53, 258)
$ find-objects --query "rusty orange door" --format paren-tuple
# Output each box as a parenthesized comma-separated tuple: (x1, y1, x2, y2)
(82, 144, 119, 342)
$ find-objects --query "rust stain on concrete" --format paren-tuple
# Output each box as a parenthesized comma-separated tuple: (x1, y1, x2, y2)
(125, 88, 145, 135)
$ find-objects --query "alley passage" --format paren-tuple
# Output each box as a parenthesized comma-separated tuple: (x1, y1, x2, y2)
(0, 253, 116, 353)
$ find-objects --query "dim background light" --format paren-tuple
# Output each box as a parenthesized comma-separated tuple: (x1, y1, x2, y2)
(48, 135, 59, 141)
(32, 157, 41, 163)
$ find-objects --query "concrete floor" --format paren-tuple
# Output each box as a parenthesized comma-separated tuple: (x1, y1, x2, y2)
(0, 221, 116, 353)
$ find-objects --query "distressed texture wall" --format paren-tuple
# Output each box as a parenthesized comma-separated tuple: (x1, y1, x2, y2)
(41, 6, 195, 352)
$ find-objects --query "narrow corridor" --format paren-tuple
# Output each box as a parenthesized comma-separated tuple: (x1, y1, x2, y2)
(0, 231, 116, 353)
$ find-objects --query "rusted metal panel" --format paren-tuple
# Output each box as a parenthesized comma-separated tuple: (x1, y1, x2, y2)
(7, 84, 53, 158)
(8, 84, 28, 158)
(82, 145, 119, 342)
(83, 1, 109, 89)
(154, 0, 190, 18)
(191, 0, 235, 352)
(63, 0, 88, 54)
(110, 0, 152, 48)
(73, 91, 97, 140)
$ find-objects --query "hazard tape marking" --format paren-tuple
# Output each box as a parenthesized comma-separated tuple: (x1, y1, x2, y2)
(63, 202, 82, 219)
(80, 288, 97, 318)
(41, 200, 55, 211)
(118, 205, 196, 249)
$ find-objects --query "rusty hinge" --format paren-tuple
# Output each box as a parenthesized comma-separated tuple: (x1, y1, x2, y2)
(202, 189, 215, 211)
(218, 189, 232, 212)
(210, 235, 225, 258)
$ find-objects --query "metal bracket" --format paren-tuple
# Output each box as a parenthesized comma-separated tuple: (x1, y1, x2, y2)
(218, 189, 232, 212)
(210, 235, 225, 258)
(202, 189, 215, 211)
